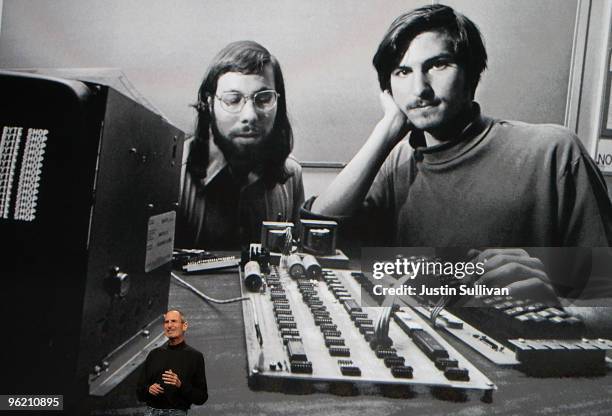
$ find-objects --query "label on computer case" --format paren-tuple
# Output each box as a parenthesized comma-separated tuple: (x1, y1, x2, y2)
(145, 211, 176, 272)
(0, 126, 48, 221)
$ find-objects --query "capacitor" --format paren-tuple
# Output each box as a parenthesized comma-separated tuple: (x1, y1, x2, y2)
(302, 254, 322, 280)
(287, 254, 306, 279)
(244, 260, 263, 292)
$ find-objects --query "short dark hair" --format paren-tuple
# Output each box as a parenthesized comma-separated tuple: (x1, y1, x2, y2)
(373, 4, 487, 98)
(188, 40, 294, 187)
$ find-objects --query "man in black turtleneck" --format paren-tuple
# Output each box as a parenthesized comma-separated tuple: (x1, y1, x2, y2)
(305, 5, 612, 328)
(137, 309, 207, 415)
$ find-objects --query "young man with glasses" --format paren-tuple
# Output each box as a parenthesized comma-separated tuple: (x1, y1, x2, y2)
(176, 40, 304, 249)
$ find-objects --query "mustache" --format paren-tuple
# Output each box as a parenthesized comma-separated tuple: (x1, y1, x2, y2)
(408, 99, 439, 110)
(231, 125, 261, 136)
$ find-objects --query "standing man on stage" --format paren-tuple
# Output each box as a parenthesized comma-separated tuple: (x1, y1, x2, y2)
(137, 309, 208, 415)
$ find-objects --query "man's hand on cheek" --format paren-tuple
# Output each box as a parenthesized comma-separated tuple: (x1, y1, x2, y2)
(379, 90, 412, 144)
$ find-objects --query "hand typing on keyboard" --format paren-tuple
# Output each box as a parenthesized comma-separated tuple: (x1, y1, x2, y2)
(468, 248, 560, 306)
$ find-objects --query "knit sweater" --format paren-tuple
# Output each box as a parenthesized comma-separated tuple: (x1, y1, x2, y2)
(305, 108, 612, 247)
(302, 107, 612, 297)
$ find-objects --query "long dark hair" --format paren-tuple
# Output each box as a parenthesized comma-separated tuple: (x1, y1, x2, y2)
(188, 40, 293, 187)
(373, 4, 487, 98)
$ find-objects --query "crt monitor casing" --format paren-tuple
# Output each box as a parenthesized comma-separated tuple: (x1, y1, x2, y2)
(0, 70, 184, 409)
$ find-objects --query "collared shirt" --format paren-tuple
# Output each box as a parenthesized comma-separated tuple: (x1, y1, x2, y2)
(176, 139, 304, 249)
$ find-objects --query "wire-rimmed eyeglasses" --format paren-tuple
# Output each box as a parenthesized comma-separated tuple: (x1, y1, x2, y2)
(215, 90, 280, 114)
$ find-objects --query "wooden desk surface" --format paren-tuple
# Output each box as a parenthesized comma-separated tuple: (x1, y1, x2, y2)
(91, 266, 612, 416)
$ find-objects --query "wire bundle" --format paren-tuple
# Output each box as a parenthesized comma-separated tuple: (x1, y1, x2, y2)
(373, 306, 393, 348)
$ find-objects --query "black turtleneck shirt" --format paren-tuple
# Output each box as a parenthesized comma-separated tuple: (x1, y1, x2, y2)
(136, 341, 208, 410)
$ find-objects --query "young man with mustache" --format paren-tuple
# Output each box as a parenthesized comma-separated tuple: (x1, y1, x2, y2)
(307, 5, 612, 322)
(177, 41, 304, 249)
